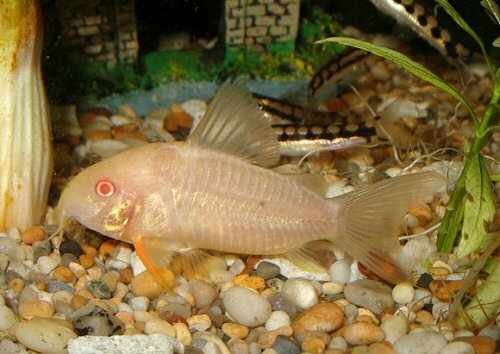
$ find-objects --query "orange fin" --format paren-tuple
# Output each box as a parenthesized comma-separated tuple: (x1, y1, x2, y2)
(134, 237, 226, 289)
(331, 172, 446, 284)
(282, 240, 338, 273)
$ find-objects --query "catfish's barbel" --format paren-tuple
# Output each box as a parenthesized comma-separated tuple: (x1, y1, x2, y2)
(55, 82, 446, 288)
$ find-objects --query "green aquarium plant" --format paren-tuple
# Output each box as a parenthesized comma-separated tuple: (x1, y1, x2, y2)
(0, 0, 53, 231)
(319, 0, 499, 329)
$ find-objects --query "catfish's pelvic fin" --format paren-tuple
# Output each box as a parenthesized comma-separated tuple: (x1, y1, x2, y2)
(134, 236, 226, 291)
(331, 172, 447, 284)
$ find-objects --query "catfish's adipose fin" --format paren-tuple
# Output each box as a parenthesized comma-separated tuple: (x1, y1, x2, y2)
(332, 172, 447, 284)
(134, 237, 225, 290)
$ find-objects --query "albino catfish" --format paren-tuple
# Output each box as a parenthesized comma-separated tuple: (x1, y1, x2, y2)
(55, 82, 445, 288)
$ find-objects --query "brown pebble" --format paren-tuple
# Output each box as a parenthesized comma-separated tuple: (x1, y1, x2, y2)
(34, 282, 47, 292)
(344, 322, 385, 345)
(325, 350, 344, 354)
(71, 294, 88, 309)
(301, 336, 326, 354)
(234, 274, 266, 292)
(409, 204, 432, 226)
(99, 240, 119, 258)
(78, 112, 100, 126)
(454, 336, 496, 354)
(84, 129, 112, 141)
(429, 280, 465, 302)
(75, 289, 95, 300)
(19, 299, 55, 319)
(81, 244, 98, 257)
(369, 342, 397, 354)
(164, 111, 193, 132)
(158, 309, 187, 325)
(112, 129, 149, 142)
(53, 266, 75, 283)
(258, 325, 293, 349)
(130, 271, 166, 299)
(292, 302, 344, 338)
(415, 310, 435, 325)
(222, 322, 250, 339)
(101, 272, 118, 292)
(9, 278, 25, 293)
(116, 311, 135, 327)
(119, 268, 134, 284)
(21, 226, 46, 245)
(79, 254, 95, 269)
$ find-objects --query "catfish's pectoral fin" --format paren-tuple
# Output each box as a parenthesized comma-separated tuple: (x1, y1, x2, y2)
(331, 172, 446, 284)
(282, 240, 338, 273)
(133, 237, 226, 290)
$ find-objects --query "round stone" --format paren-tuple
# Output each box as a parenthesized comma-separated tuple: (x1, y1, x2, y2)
(188, 279, 218, 309)
(256, 261, 281, 280)
(344, 322, 385, 345)
(18, 299, 55, 319)
(265, 311, 291, 331)
(15, 317, 77, 354)
(222, 286, 272, 327)
(392, 282, 415, 304)
(344, 279, 394, 314)
(222, 322, 250, 339)
(144, 318, 176, 337)
(21, 227, 46, 245)
(0, 305, 19, 340)
(393, 332, 447, 354)
(292, 302, 344, 338)
(329, 260, 351, 284)
(130, 271, 165, 299)
(380, 314, 408, 344)
(266, 291, 297, 318)
(272, 335, 301, 354)
(59, 239, 83, 258)
(129, 296, 150, 311)
(441, 341, 475, 354)
(282, 278, 318, 310)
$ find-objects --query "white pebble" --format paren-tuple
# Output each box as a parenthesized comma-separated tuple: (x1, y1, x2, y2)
(144, 319, 176, 337)
(69, 262, 86, 278)
(432, 302, 450, 320)
(37, 256, 59, 274)
(223, 286, 272, 327)
(381, 314, 407, 344)
(130, 296, 150, 312)
(440, 341, 475, 354)
(229, 259, 245, 275)
(478, 324, 500, 341)
(7, 228, 21, 242)
(398, 236, 437, 273)
(15, 317, 77, 354)
(265, 311, 291, 331)
(130, 251, 147, 276)
(394, 332, 447, 354)
(392, 282, 415, 304)
(328, 336, 348, 351)
(395, 306, 416, 322)
(282, 278, 318, 310)
(321, 282, 344, 295)
(117, 303, 133, 313)
(328, 260, 351, 284)
(114, 245, 132, 264)
(105, 259, 129, 271)
(0, 339, 28, 354)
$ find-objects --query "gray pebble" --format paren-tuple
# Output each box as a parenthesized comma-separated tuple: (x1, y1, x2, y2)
(0, 338, 29, 354)
(48, 279, 75, 294)
(87, 281, 112, 299)
(0, 305, 19, 340)
(157, 302, 191, 320)
(0, 238, 25, 262)
(61, 253, 79, 267)
(59, 239, 83, 258)
(273, 335, 301, 354)
(393, 332, 447, 354)
(344, 279, 394, 314)
(33, 242, 51, 263)
(266, 291, 297, 318)
(256, 261, 281, 280)
(188, 279, 218, 309)
(184, 345, 204, 354)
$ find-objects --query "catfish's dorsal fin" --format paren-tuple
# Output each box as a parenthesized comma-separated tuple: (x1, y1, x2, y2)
(282, 240, 338, 273)
(187, 81, 280, 167)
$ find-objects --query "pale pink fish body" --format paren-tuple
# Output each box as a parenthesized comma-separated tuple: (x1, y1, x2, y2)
(56, 82, 445, 286)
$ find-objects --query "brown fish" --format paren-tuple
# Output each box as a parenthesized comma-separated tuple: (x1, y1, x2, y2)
(55, 82, 445, 288)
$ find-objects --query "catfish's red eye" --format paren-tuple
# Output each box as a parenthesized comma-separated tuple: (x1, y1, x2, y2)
(96, 180, 115, 197)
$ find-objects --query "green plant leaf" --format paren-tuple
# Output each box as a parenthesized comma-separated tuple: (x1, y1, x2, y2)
(493, 37, 500, 48)
(480, 0, 500, 25)
(457, 154, 496, 258)
(317, 37, 478, 124)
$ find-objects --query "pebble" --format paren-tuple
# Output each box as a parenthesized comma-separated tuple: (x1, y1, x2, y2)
(441, 341, 475, 354)
(144, 318, 176, 337)
(429, 280, 463, 302)
(328, 336, 348, 351)
(0, 339, 28, 354)
(380, 314, 407, 344)
(21, 227, 45, 245)
(282, 278, 318, 310)
(15, 317, 77, 354)
(87, 281, 112, 299)
(174, 322, 192, 345)
(130, 271, 165, 299)
(393, 332, 447, 354)
(228, 338, 250, 354)
(344, 279, 395, 314)
(234, 274, 266, 292)
(18, 299, 55, 319)
(258, 326, 293, 349)
(0, 237, 25, 261)
(53, 266, 75, 283)
(301, 336, 326, 354)
(432, 301, 450, 320)
(79, 254, 95, 269)
(454, 336, 497, 354)
(0, 305, 19, 340)
(67, 334, 177, 354)
(61, 253, 79, 267)
(266, 291, 297, 318)
(329, 260, 351, 284)
(344, 322, 385, 345)
(59, 239, 83, 258)
(321, 282, 344, 295)
(223, 286, 272, 327)
(222, 322, 250, 339)
(256, 261, 281, 280)
(188, 279, 218, 309)
(130, 296, 150, 311)
(392, 282, 415, 304)
(292, 302, 344, 338)
(187, 314, 212, 331)
(70, 303, 123, 336)
(272, 335, 301, 354)
(399, 236, 437, 273)
(265, 311, 291, 331)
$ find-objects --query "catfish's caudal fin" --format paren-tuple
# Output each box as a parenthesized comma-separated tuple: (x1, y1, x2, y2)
(331, 172, 447, 284)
